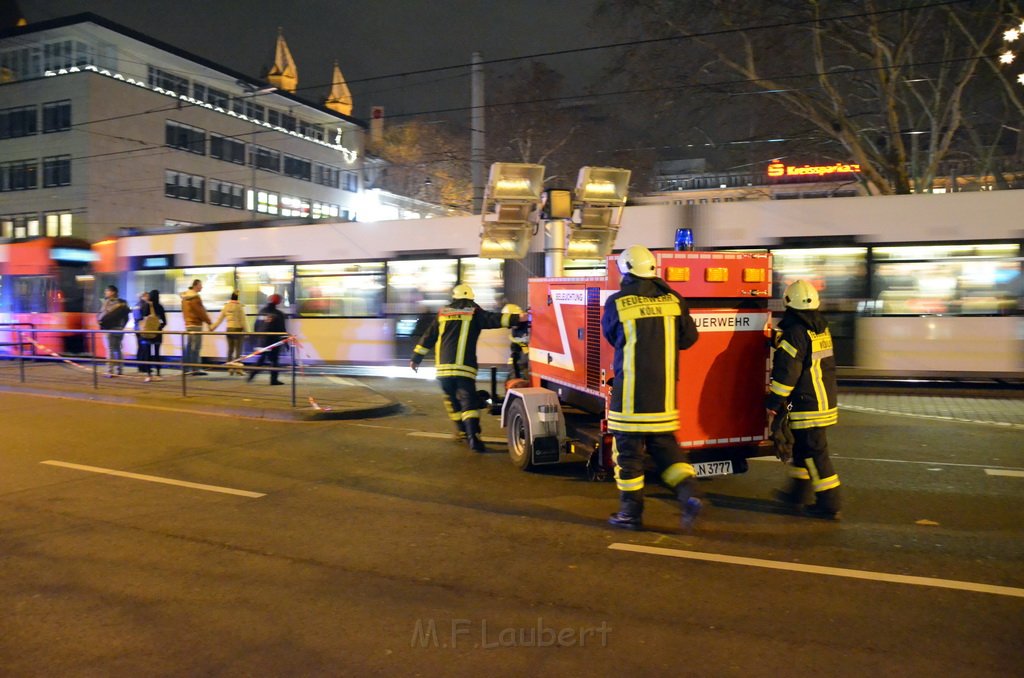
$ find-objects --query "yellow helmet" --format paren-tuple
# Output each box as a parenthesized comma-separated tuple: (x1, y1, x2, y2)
(502, 303, 523, 315)
(452, 283, 475, 300)
(617, 245, 657, 279)
(783, 280, 820, 310)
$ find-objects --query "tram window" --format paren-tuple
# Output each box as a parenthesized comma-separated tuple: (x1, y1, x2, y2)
(771, 248, 868, 310)
(563, 258, 608, 277)
(12, 276, 52, 313)
(387, 259, 458, 315)
(458, 258, 503, 310)
(236, 265, 294, 314)
(870, 244, 1021, 315)
(129, 269, 182, 309)
(295, 262, 385, 317)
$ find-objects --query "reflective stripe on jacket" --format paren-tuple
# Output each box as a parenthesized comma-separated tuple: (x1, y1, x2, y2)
(602, 275, 698, 433)
(765, 308, 838, 429)
(411, 299, 517, 379)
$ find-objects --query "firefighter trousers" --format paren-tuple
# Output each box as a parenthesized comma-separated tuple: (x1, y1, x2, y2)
(789, 426, 841, 506)
(611, 432, 695, 494)
(438, 376, 480, 437)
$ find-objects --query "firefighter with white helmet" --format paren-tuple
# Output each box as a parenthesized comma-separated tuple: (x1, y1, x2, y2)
(602, 245, 701, 530)
(765, 279, 842, 519)
(411, 283, 523, 452)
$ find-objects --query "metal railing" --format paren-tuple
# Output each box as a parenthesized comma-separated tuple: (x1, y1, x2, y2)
(0, 327, 300, 407)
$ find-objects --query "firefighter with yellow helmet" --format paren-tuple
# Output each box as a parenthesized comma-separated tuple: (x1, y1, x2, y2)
(411, 283, 522, 452)
(501, 303, 529, 381)
(765, 279, 841, 519)
(602, 245, 700, 530)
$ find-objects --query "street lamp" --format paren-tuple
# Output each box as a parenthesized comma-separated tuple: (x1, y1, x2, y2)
(479, 163, 545, 259)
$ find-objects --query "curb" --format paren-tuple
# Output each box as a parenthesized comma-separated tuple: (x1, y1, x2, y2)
(0, 383, 403, 422)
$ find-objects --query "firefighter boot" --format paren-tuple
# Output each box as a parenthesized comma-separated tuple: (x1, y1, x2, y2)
(452, 420, 467, 442)
(464, 418, 486, 453)
(608, 491, 644, 530)
(774, 478, 811, 507)
(675, 478, 703, 531)
(805, 487, 841, 521)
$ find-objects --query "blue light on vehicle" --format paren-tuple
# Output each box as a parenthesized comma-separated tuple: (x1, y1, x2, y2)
(674, 228, 694, 251)
(51, 248, 99, 263)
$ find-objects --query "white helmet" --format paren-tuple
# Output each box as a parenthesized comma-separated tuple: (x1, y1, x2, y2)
(502, 303, 523, 315)
(617, 245, 657, 279)
(783, 280, 820, 310)
(452, 283, 475, 300)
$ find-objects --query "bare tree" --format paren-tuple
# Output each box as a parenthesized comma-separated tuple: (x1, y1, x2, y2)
(596, 0, 1020, 194)
(369, 119, 473, 211)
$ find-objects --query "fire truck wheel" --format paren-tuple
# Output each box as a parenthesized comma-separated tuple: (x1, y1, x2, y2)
(505, 397, 534, 471)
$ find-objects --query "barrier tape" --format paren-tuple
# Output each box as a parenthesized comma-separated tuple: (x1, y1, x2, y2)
(223, 335, 296, 368)
(24, 337, 93, 373)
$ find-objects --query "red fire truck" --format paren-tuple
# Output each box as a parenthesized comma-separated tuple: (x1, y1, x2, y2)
(500, 249, 773, 479)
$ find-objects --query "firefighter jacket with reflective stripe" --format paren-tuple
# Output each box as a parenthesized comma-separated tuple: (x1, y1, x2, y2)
(411, 299, 518, 379)
(765, 308, 838, 429)
(602, 275, 699, 433)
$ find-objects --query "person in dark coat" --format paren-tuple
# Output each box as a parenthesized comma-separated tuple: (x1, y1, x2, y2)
(144, 289, 168, 380)
(247, 294, 288, 385)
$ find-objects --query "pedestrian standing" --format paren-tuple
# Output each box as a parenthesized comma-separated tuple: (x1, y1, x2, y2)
(147, 289, 167, 380)
(96, 285, 129, 376)
(602, 245, 700, 531)
(133, 292, 154, 380)
(180, 279, 212, 375)
(766, 280, 841, 519)
(211, 291, 248, 375)
(409, 284, 522, 453)
(247, 294, 287, 385)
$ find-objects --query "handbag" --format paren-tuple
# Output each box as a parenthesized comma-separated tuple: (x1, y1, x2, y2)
(140, 303, 161, 340)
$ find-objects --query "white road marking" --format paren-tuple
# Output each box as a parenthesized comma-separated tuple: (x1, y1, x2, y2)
(407, 431, 505, 443)
(41, 460, 265, 498)
(326, 376, 360, 386)
(985, 469, 1024, 478)
(609, 543, 1024, 599)
(756, 454, 1024, 473)
(840, 403, 1024, 430)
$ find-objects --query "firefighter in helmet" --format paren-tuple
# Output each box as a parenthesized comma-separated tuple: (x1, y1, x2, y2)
(765, 279, 841, 519)
(410, 283, 522, 452)
(602, 245, 700, 530)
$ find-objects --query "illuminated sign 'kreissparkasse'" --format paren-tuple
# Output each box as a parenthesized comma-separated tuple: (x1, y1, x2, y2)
(767, 160, 861, 179)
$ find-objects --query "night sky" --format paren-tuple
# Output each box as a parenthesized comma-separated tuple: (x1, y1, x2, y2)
(25, 0, 607, 123)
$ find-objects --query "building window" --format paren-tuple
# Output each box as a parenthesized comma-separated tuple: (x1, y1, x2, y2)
(280, 113, 296, 131)
(246, 189, 280, 214)
(165, 121, 206, 154)
(249, 145, 280, 173)
(0, 159, 38, 191)
(44, 211, 73, 237)
(165, 170, 205, 202)
(0, 105, 37, 139)
(315, 163, 341, 188)
(41, 100, 71, 133)
(344, 171, 359, 192)
(209, 179, 244, 209)
(210, 134, 246, 164)
(193, 83, 230, 109)
(280, 195, 310, 217)
(245, 101, 265, 122)
(148, 65, 189, 94)
(42, 155, 71, 187)
(283, 154, 312, 181)
(267, 109, 280, 127)
(312, 202, 340, 219)
(1, 213, 39, 241)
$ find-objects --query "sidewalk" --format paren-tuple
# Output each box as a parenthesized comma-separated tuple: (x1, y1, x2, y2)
(0, 360, 402, 422)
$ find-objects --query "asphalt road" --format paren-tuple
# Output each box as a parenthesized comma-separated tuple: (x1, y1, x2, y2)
(1, 379, 1021, 677)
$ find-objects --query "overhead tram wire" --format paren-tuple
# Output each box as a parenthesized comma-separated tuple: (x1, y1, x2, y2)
(48, 51, 993, 173)
(28, 0, 972, 133)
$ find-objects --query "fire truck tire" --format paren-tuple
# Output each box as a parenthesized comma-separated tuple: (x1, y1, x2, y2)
(505, 397, 535, 471)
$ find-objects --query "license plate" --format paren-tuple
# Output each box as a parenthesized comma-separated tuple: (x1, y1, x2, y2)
(693, 460, 733, 478)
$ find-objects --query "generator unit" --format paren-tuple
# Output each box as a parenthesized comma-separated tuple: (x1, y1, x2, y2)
(501, 249, 773, 478)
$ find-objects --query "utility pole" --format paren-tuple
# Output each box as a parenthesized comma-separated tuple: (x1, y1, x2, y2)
(471, 52, 485, 214)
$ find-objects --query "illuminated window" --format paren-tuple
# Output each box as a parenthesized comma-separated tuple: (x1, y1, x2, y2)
(295, 262, 385, 317)
(386, 259, 458, 315)
(771, 248, 868, 308)
(44, 211, 73, 237)
(458, 258, 504, 309)
(280, 195, 310, 217)
(312, 202, 340, 219)
(236, 265, 294, 314)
